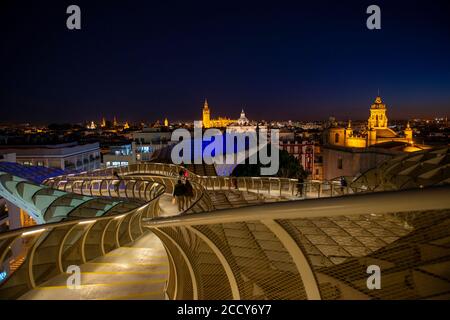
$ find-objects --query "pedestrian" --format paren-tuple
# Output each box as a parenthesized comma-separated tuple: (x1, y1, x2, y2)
(113, 171, 121, 195)
(184, 179, 194, 209)
(173, 179, 187, 212)
(297, 176, 304, 197)
(232, 177, 238, 189)
(113, 171, 120, 180)
(340, 177, 347, 193)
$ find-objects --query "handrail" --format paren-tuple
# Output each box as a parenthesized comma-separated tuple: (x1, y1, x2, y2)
(182, 182, 214, 214)
(144, 185, 450, 300)
(45, 165, 215, 212)
(143, 186, 450, 227)
(0, 181, 166, 298)
(0, 185, 165, 241)
(49, 163, 369, 201)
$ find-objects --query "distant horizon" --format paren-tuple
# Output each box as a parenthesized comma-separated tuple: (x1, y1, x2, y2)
(0, 114, 442, 127)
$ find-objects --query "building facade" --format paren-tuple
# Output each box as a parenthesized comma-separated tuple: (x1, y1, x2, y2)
(322, 144, 402, 180)
(326, 96, 414, 148)
(202, 99, 237, 128)
(0, 142, 101, 172)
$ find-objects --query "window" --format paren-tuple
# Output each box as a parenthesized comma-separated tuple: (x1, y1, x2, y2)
(335, 133, 339, 143)
(315, 169, 319, 175)
(37, 161, 44, 167)
(107, 161, 129, 168)
(337, 158, 343, 170)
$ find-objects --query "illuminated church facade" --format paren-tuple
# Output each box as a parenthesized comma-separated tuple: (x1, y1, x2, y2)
(327, 96, 414, 148)
(201, 99, 250, 128)
(202, 99, 235, 128)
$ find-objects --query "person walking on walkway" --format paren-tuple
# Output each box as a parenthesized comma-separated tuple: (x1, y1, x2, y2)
(179, 168, 185, 179)
(183, 179, 194, 210)
(296, 176, 304, 197)
(113, 171, 121, 196)
(173, 179, 187, 212)
(340, 177, 348, 194)
(232, 177, 238, 190)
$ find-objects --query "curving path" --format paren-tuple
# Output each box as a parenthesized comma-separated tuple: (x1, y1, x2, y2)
(19, 232, 168, 300)
(2, 162, 448, 300)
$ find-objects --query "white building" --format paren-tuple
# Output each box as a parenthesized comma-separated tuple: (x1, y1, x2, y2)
(0, 142, 101, 171)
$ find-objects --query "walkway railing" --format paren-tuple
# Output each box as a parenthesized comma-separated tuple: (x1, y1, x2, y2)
(44, 173, 214, 216)
(143, 186, 450, 300)
(70, 163, 368, 200)
(0, 184, 165, 299)
(4, 163, 442, 300)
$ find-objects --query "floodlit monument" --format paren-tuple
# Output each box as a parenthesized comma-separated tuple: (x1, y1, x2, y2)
(327, 96, 415, 148)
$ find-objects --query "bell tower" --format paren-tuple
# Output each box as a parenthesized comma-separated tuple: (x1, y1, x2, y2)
(368, 96, 388, 129)
(202, 99, 211, 128)
(404, 121, 413, 143)
(345, 120, 353, 138)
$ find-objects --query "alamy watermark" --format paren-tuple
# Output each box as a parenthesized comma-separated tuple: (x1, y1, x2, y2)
(66, 5, 81, 30)
(366, 5, 381, 30)
(366, 265, 381, 290)
(66, 265, 81, 289)
(170, 121, 280, 176)
(66, 5, 380, 31)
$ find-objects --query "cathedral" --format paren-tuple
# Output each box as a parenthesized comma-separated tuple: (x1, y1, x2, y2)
(201, 99, 249, 128)
(327, 96, 414, 148)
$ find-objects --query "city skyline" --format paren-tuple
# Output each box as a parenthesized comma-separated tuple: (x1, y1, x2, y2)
(1, 97, 447, 127)
(1, 1, 449, 123)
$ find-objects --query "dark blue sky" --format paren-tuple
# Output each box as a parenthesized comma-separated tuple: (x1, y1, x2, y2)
(1, 0, 449, 124)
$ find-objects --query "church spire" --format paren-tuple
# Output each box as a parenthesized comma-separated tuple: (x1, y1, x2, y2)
(202, 98, 211, 128)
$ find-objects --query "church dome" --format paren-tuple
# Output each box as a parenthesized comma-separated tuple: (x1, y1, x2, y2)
(237, 109, 249, 125)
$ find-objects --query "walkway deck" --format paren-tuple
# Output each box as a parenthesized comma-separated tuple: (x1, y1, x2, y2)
(19, 232, 168, 300)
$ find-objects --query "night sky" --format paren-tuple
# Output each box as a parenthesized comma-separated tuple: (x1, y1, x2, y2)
(1, 0, 449, 124)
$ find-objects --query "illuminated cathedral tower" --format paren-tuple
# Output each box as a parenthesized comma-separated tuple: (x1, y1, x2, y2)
(202, 99, 211, 128)
(368, 96, 388, 129)
(327, 95, 416, 149)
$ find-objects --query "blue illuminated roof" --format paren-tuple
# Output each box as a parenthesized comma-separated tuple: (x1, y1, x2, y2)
(0, 162, 75, 184)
